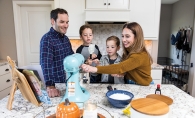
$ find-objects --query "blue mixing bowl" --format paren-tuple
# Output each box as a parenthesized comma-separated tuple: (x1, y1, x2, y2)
(106, 90, 134, 108)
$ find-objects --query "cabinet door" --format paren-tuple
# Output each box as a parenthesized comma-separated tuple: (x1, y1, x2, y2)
(107, 0, 129, 10)
(86, 0, 107, 9)
(0, 86, 11, 100)
(151, 69, 162, 84)
(56, 0, 85, 39)
(86, 0, 129, 10)
(130, 0, 161, 39)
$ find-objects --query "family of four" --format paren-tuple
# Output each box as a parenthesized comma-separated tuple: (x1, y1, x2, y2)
(40, 8, 153, 98)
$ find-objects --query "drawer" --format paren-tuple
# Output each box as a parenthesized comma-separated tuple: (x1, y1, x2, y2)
(0, 64, 10, 75)
(0, 86, 11, 100)
(0, 73, 12, 91)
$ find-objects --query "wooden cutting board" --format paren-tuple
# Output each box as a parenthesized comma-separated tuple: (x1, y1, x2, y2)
(131, 98, 169, 115)
(146, 94, 173, 105)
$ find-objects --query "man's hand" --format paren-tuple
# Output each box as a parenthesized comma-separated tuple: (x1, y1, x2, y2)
(46, 86, 60, 98)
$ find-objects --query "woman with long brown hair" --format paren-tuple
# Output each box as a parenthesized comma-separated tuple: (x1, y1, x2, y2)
(81, 22, 153, 86)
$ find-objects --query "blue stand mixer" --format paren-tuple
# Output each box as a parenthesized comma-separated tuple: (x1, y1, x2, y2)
(61, 53, 90, 108)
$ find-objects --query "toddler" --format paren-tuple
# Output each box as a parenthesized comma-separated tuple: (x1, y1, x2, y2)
(94, 36, 124, 84)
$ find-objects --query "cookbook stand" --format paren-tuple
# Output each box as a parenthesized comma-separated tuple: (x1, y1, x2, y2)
(6, 56, 42, 110)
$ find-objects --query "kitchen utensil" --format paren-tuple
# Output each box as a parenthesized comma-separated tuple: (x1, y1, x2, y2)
(146, 94, 173, 105)
(131, 98, 169, 115)
(61, 53, 90, 108)
(56, 98, 80, 118)
(88, 44, 95, 59)
(106, 90, 134, 108)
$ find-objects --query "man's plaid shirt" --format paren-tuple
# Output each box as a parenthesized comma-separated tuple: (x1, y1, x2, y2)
(40, 27, 74, 86)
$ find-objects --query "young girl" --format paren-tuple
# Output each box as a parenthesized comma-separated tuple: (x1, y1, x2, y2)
(76, 25, 102, 83)
(81, 22, 153, 86)
(93, 36, 124, 84)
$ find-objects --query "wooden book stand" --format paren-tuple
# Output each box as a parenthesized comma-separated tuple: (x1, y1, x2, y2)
(6, 56, 42, 110)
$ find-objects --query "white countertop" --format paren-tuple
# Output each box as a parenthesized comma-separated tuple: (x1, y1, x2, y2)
(0, 84, 195, 118)
(0, 60, 7, 66)
(152, 63, 164, 69)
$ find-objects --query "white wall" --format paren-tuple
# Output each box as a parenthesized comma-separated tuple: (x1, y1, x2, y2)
(189, 19, 195, 97)
(0, 0, 17, 60)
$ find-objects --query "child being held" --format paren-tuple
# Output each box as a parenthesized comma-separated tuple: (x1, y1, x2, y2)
(93, 36, 124, 84)
(76, 25, 102, 83)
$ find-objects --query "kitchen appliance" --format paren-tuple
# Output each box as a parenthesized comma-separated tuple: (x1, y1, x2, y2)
(61, 53, 90, 108)
(56, 98, 80, 118)
(131, 98, 169, 118)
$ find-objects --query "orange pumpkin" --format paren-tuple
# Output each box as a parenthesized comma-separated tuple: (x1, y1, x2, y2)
(56, 102, 80, 118)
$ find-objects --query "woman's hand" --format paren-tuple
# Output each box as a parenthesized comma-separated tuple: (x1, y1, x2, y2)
(111, 74, 124, 78)
(81, 64, 98, 73)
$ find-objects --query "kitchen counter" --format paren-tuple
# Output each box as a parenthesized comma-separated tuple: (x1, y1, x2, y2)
(152, 63, 164, 69)
(0, 84, 195, 118)
(0, 60, 7, 66)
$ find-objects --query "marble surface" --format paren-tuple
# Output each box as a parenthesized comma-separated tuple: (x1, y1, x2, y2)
(0, 84, 195, 118)
(152, 63, 164, 69)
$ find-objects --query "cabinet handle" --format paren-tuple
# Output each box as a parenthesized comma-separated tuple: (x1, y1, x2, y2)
(108, 3, 110, 5)
(6, 79, 10, 82)
(104, 3, 106, 5)
(5, 69, 9, 71)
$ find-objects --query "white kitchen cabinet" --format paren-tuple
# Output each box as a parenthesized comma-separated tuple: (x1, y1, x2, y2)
(54, 0, 85, 39)
(151, 69, 162, 84)
(130, 0, 161, 39)
(0, 63, 12, 99)
(86, 0, 129, 10)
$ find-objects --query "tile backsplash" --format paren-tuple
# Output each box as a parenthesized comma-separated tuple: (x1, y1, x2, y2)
(70, 24, 152, 56)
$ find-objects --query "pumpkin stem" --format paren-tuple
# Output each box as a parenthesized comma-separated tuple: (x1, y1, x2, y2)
(65, 98, 70, 106)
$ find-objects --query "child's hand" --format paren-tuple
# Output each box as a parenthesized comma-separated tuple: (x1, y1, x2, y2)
(91, 54, 97, 59)
(85, 58, 93, 65)
(93, 59, 100, 66)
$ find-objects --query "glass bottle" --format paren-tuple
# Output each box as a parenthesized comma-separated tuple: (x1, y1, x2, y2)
(155, 84, 161, 95)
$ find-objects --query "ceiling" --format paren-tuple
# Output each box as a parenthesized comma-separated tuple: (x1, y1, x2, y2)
(161, 0, 179, 4)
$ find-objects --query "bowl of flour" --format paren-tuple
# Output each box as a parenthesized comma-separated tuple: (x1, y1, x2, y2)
(106, 90, 134, 108)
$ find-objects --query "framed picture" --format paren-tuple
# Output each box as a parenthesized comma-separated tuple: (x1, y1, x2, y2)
(22, 69, 51, 104)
